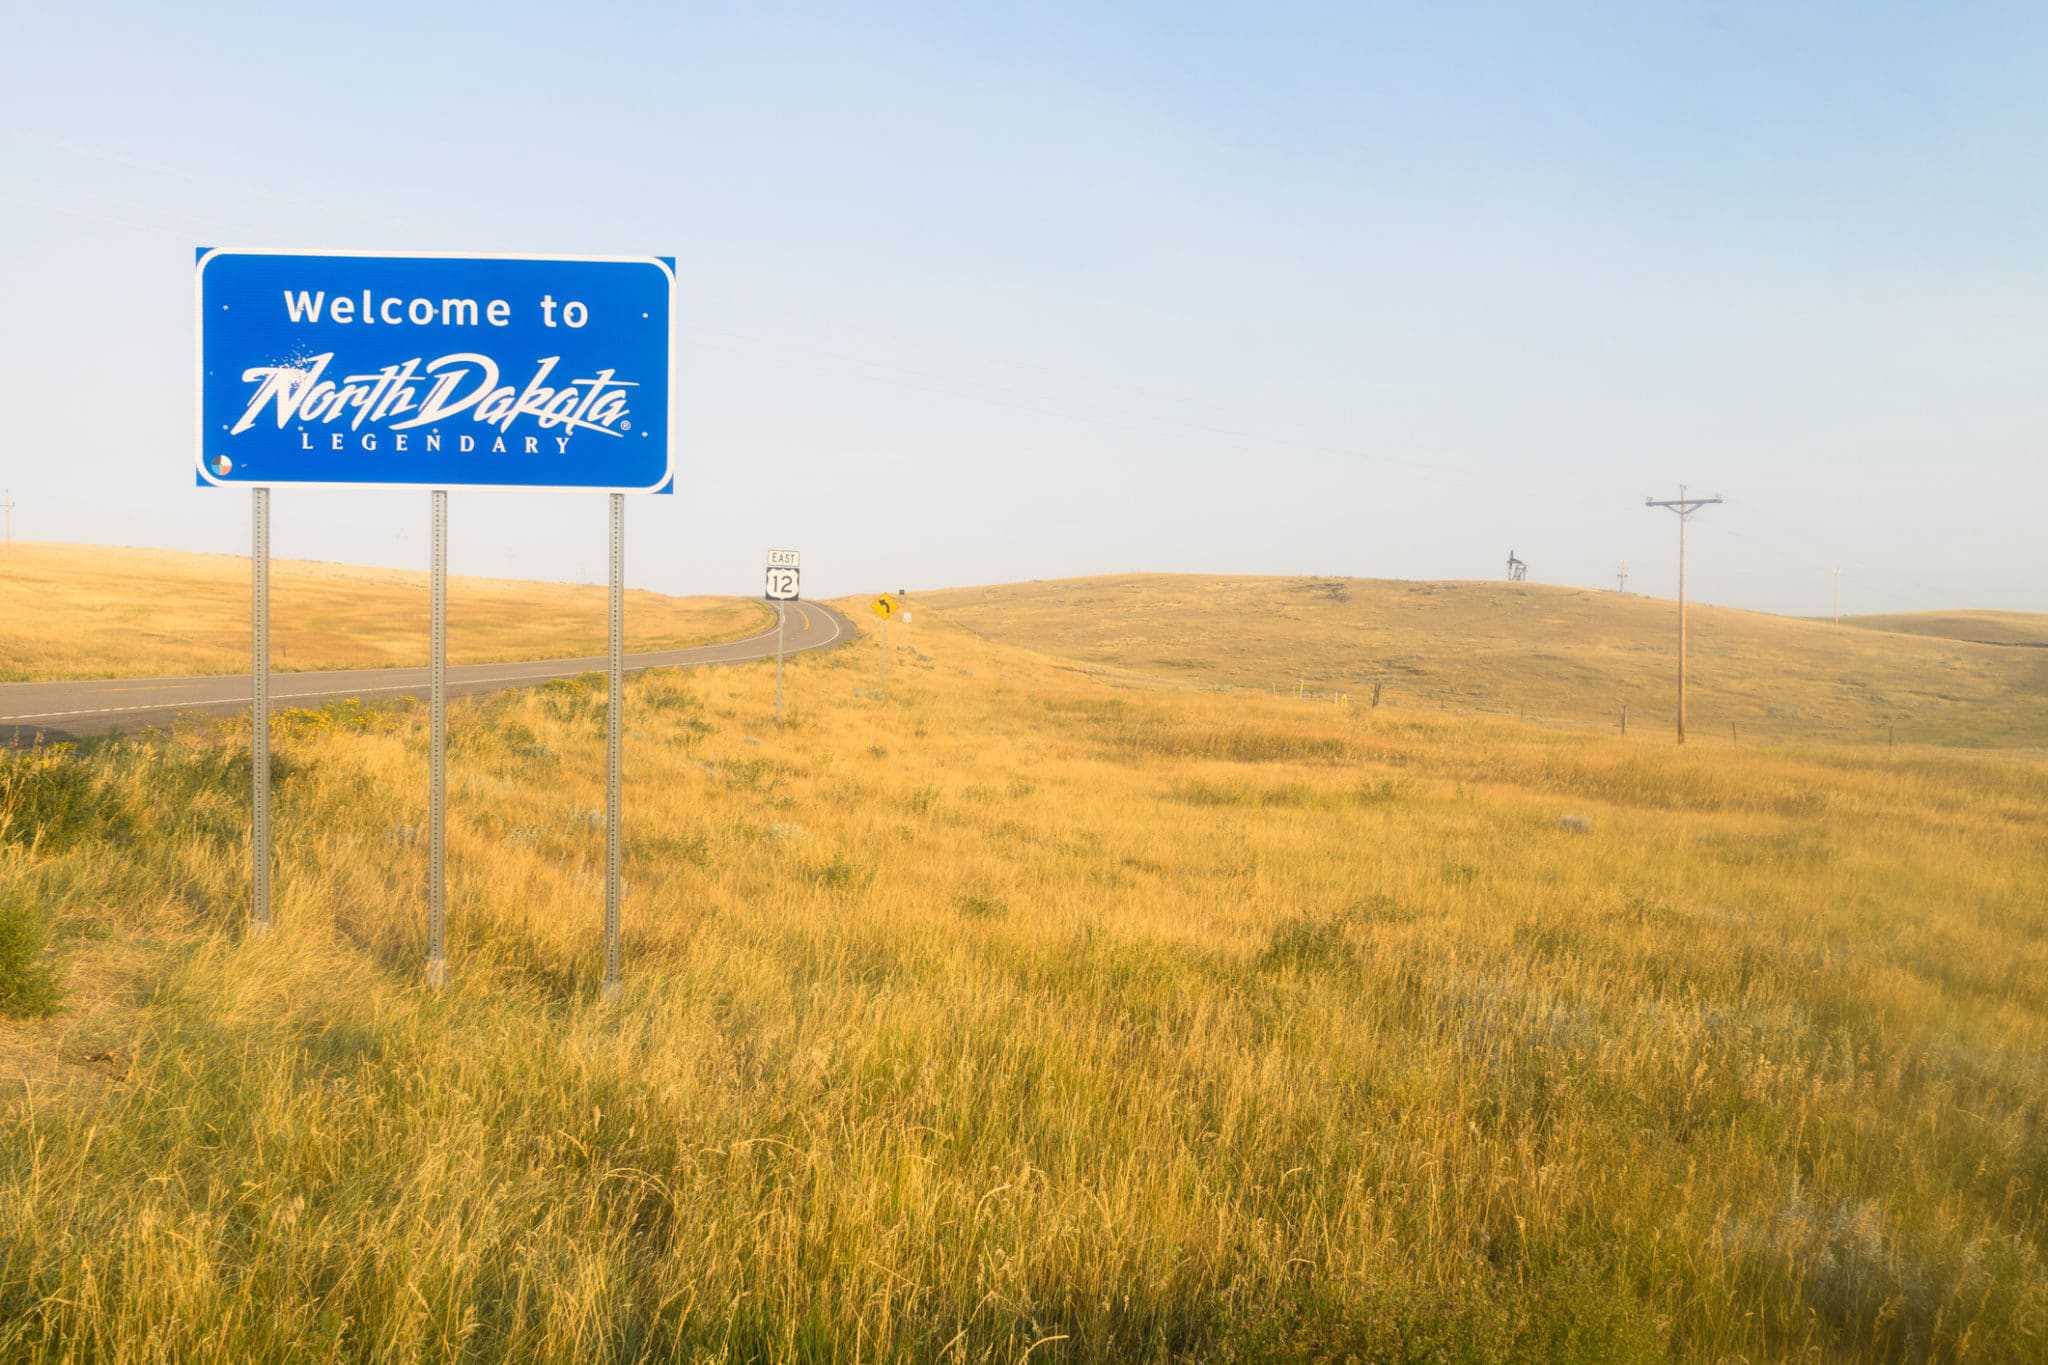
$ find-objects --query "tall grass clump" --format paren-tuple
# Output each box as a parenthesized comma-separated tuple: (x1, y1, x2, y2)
(0, 886, 61, 1016)
(0, 745, 130, 850)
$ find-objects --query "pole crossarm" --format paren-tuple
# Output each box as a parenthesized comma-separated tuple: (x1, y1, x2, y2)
(1645, 494, 1725, 517)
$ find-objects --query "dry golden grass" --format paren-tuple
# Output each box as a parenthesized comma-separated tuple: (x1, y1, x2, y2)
(1841, 609, 2048, 649)
(1, 599, 2045, 1360)
(0, 543, 770, 681)
(923, 574, 2048, 749)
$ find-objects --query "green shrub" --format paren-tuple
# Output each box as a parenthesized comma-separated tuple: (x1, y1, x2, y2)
(1258, 914, 1354, 974)
(539, 673, 606, 722)
(0, 889, 61, 1017)
(0, 747, 129, 851)
(809, 855, 874, 892)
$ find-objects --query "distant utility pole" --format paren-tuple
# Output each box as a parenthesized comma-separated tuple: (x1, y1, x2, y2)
(1832, 566, 1842, 624)
(1617, 561, 1629, 594)
(1644, 485, 1724, 744)
(1505, 549, 1528, 582)
(1, 489, 13, 554)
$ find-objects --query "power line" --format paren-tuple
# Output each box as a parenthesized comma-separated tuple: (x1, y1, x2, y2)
(1704, 520, 1963, 617)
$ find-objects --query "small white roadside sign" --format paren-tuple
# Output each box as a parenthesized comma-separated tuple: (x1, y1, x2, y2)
(765, 550, 801, 721)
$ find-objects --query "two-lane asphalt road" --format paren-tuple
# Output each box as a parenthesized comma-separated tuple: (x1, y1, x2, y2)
(2, 599, 850, 745)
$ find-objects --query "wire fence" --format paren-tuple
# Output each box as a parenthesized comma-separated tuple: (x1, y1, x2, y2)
(1057, 660, 2040, 754)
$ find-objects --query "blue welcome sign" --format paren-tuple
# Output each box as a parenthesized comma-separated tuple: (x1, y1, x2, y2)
(196, 250, 675, 492)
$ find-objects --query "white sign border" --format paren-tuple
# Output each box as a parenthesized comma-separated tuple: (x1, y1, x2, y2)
(194, 247, 679, 495)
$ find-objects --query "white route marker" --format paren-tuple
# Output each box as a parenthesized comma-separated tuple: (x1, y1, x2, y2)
(766, 550, 801, 719)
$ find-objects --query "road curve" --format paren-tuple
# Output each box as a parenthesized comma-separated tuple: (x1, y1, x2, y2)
(1, 599, 852, 746)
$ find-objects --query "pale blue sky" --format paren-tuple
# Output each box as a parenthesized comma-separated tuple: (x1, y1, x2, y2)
(2, 2, 2042, 614)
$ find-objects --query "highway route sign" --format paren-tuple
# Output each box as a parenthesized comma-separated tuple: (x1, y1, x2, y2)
(872, 594, 897, 619)
(766, 566, 800, 601)
(196, 249, 675, 492)
(766, 548, 800, 568)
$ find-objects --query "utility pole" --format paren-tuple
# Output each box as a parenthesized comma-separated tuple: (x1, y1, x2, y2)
(1, 489, 14, 555)
(1644, 485, 1724, 744)
(1832, 566, 1841, 624)
(1617, 560, 1629, 594)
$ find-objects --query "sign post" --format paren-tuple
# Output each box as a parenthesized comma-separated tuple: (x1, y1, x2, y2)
(427, 489, 447, 988)
(765, 550, 800, 723)
(198, 248, 675, 992)
(251, 487, 271, 935)
(871, 594, 897, 683)
(605, 494, 624, 1004)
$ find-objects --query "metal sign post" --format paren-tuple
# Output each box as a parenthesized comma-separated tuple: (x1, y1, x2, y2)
(871, 594, 896, 683)
(251, 487, 272, 934)
(604, 493, 624, 1004)
(427, 490, 448, 988)
(764, 551, 800, 723)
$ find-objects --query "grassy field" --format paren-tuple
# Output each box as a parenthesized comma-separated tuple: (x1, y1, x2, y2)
(1839, 610, 2048, 649)
(922, 575, 2048, 749)
(0, 543, 772, 682)
(2, 596, 2044, 1360)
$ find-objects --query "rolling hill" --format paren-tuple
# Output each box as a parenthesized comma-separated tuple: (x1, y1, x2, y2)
(915, 574, 2048, 748)
(0, 543, 770, 682)
(1837, 610, 2048, 649)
